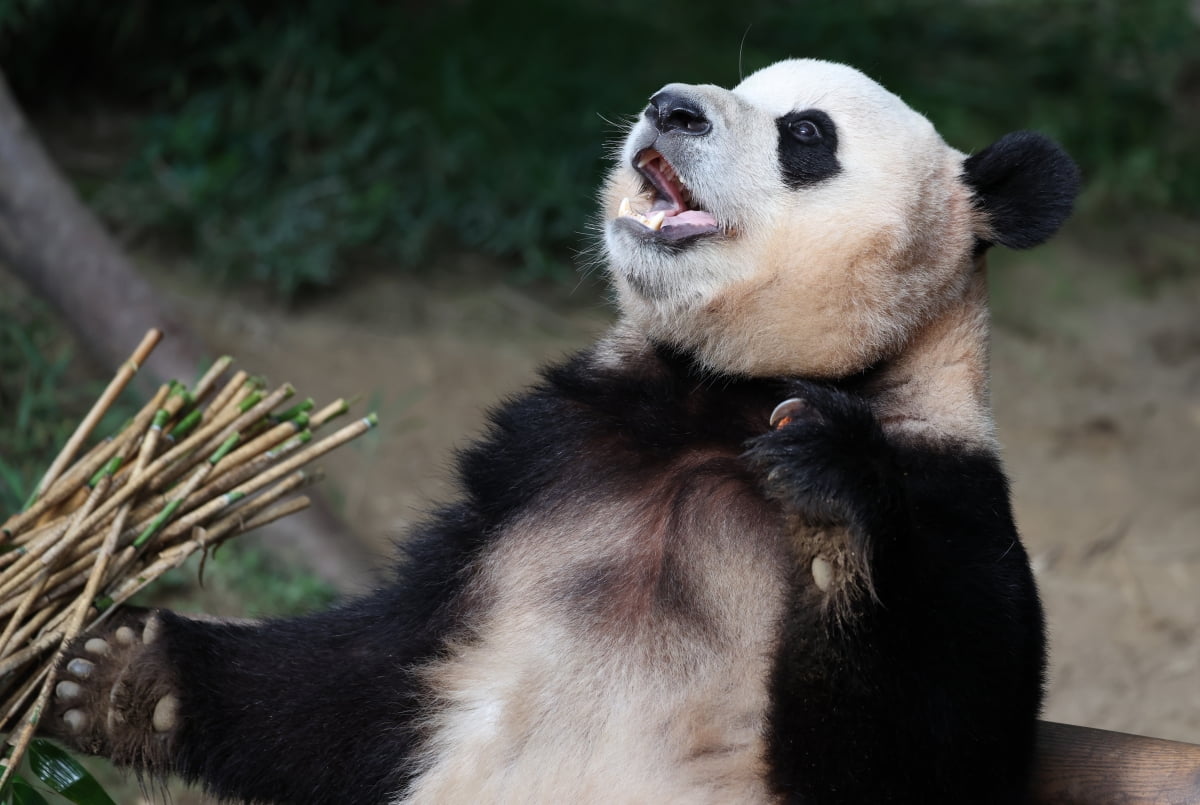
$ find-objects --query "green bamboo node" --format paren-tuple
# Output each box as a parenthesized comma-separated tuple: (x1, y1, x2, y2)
(88, 456, 123, 488)
(134, 497, 185, 547)
(168, 409, 202, 441)
(208, 433, 241, 465)
(237, 391, 264, 413)
(274, 398, 315, 423)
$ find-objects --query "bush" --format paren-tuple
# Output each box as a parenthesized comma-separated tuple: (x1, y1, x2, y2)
(2, 0, 1197, 293)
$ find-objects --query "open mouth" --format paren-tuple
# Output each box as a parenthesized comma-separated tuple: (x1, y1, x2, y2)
(617, 148, 720, 242)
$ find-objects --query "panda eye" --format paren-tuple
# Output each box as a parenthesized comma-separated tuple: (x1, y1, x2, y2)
(789, 119, 821, 144)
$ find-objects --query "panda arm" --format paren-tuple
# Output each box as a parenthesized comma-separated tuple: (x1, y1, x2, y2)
(42, 378, 583, 804)
(746, 383, 1044, 803)
(44, 505, 486, 805)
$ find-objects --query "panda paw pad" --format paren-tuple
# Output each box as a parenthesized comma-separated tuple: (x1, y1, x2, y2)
(45, 609, 179, 764)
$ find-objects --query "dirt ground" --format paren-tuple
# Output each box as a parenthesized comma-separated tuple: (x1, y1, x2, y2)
(50, 232, 1200, 802)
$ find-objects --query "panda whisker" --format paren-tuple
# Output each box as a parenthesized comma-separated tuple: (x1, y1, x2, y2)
(595, 112, 635, 134)
(737, 24, 753, 83)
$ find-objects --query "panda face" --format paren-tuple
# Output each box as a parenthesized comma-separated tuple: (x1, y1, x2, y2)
(602, 59, 980, 378)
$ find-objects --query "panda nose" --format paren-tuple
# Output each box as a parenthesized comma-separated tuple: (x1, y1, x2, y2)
(647, 91, 712, 136)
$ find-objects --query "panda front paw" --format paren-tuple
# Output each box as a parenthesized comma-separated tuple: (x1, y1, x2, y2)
(46, 608, 180, 770)
(746, 383, 897, 536)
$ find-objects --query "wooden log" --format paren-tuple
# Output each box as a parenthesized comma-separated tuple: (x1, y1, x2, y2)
(0, 71, 203, 387)
(1033, 721, 1200, 804)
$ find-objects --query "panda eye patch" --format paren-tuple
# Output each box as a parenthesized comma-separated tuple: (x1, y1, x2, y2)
(775, 109, 840, 189)
(789, 119, 821, 144)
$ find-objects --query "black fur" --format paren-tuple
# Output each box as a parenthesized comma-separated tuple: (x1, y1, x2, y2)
(777, 109, 842, 189)
(746, 383, 1044, 803)
(48, 344, 1043, 804)
(964, 130, 1082, 250)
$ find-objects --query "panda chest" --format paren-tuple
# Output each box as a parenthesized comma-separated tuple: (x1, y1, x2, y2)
(403, 454, 790, 804)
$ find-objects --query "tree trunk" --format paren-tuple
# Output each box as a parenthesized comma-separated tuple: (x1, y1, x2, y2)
(0, 69, 373, 591)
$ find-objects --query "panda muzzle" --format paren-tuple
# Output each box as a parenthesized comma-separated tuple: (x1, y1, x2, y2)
(618, 148, 719, 240)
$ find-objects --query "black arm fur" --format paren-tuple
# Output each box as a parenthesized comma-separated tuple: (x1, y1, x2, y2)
(747, 381, 1044, 804)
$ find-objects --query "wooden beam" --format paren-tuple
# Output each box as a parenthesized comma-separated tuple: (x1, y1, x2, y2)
(1033, 721, 1200, 804)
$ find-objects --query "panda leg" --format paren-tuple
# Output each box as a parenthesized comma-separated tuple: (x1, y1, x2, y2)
(45, 595, 425, 805)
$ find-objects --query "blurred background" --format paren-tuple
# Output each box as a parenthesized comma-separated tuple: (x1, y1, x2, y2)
(0, 0, 1197, 800)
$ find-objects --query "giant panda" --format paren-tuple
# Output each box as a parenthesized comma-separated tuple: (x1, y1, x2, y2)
(46, 58, 1080, 804)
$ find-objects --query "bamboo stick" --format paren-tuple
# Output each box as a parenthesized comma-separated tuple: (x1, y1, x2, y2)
(26, 329, 161, 504)
(0, 383, 170, 540)
(0, 334, 377, 771)
(191, 356, 233, 404)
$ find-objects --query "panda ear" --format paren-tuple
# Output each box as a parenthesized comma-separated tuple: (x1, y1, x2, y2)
(963, 131, 1081, 251)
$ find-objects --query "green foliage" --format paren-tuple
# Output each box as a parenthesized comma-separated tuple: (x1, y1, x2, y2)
(140, 543, 337, 618)
(1, 741, 116, 804)
(23, 742, 115, 805)
(7, 777, 50, 805)
(2, 0, 1197, 293)
(0, 297, 131, 515)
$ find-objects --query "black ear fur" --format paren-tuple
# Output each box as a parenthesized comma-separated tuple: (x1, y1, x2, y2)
(963, 131, 1081, 250)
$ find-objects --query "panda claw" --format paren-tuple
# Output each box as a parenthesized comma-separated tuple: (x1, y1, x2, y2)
(770, 397, 811, 429)
(55, 680, 82, 701)
(44, 608, 181, 767)
(63, 709, 88, 733)
(66, 658, 95, 677)
(142, 617, 162, 645)
(153, 695, 179, 732)
(84, 638, 110, 656)
(811, 556, 834, 591)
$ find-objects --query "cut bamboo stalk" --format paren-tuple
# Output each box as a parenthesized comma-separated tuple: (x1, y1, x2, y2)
(191, 355, 233, 404)
(200, 370, 249, 426)
(209, 419, 304, 484)
(0, 383, 169, 540)
(0, 631, 60, 679)
(26, 329, 161, 504)
(0, 570, 50, 659)
(0, 470, 117, 608)
(310, 398, 350, 429)
(1, 332, 378, 769)
(209, 495, 313, 548)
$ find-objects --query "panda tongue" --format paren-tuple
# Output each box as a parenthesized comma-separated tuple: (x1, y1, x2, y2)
(661, 209, 718, 229)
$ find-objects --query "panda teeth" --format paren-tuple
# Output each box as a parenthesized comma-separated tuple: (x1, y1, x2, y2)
(617, 196, 665, 231)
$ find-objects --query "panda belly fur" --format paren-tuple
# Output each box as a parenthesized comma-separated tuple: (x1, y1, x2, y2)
(402, 345, 794, 802)
(401, 499, 785, 803)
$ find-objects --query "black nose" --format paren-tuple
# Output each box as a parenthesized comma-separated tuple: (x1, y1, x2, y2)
(647, 91, 712, 136)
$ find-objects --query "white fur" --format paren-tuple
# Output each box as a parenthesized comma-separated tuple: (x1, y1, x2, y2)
(400, 488, 786, 804)
(602, 58, 993, 445)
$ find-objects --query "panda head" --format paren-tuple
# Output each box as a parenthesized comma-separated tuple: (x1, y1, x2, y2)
(602, 59, 1080, 378)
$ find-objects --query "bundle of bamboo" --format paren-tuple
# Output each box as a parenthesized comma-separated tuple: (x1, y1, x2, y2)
(0, 329, 374, 786)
